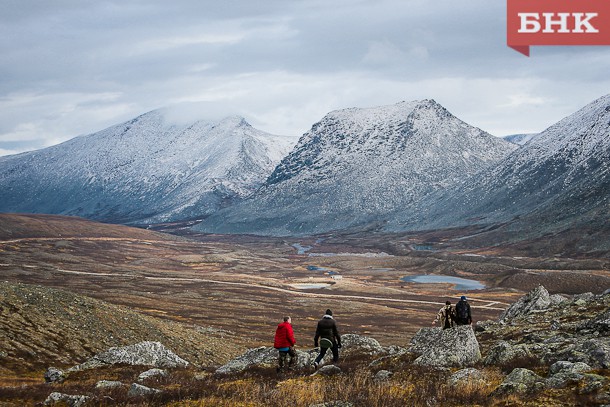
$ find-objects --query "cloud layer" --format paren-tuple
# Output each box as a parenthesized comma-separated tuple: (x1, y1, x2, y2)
(1, 0, 609, 156)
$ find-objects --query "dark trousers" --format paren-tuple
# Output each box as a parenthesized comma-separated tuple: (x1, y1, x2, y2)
(315, 343, 339, 364)
(278, 347, 297, 368)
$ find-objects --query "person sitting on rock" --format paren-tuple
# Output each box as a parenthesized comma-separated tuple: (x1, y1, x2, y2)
(274, 316, 297, 373)
(455, 295, 472, 326)
(432, 301, 455, 329)
(313, 308, 342, 369)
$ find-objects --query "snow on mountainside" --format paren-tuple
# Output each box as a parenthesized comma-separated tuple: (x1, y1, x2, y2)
(0, 110, 296, 224)
(502, 133, 538, 145)
(197, 99, 517, 236)
(399, 94, 610, 241)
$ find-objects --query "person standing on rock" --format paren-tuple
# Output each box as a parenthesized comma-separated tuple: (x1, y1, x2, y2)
(455, 296, 472, 326)
(432, 301, 455, 329)
(274, 316, 297, 372)
(313, 308, 342, 369)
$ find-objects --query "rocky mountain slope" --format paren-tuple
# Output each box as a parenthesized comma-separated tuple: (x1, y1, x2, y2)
(0, 110, 295, 225)
(391, 94, 610, 254)
(197, 99, 517, 236)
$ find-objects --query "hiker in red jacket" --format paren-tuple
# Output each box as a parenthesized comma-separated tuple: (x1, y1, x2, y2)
(274, 316, 297, 372)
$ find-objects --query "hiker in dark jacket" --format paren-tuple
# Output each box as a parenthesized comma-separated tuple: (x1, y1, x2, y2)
(274, 316, 297, 372)
(455, 296, 472, 325)
(313, 308, 341, 369)
(432, 301, 455, 329)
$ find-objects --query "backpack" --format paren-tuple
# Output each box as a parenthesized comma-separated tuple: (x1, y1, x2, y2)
(456, 301, 469, 321)
(320, 338, 333, 349)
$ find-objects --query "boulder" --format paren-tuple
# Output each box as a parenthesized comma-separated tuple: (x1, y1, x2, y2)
(215, 347, 314, 375)
(95, 380, 124, 389)
(408, 325, 481, 368)
(339, 334, 383, 356)
(492, 368, 545, 396)
(483, 341, 534, 367)
(373, 370, 393, 382)
(549, 361, 592, 375)
(44, 367, 65, 383)
(128, 383, 161, 397)
(43, 392, 89, 407)
(312, 365, 342, 376)
(69, 341, 188, 372)
(138, 368, 168, 382)
(447, 368, 487, 388)
(499, 286, 551, 323)
(215, 335, 383, 375)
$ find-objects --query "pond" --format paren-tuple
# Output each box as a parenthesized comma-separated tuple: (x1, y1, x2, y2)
(401, 275, 485, 291)
(291, 283, 332, 290)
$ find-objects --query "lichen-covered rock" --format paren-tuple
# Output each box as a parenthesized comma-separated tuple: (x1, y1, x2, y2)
(549, 361, 592, 375)
(138, 368, 168, 382)
(447, 368, 487, 388)
(373, 370, 393, 382)
(69, 341, 188, 372)
(44, 392, 89, 407)
(483, 341, 534, 366)
(492, 368, 545, 396)
(312, 364, 342, 376)
(95, 380, 124, 389)
(499, 286, 551, 323)
(409, 325, 481, 368)
(215, 347, 314, 375)
(127, 383, 161, 397)
(339, 334, 383, 356)
(44, 367, 65, 383)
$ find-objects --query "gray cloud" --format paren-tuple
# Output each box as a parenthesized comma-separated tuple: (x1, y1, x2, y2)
(1, 0, 609, 156)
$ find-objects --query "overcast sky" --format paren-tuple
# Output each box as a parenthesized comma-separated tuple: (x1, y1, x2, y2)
(1, 0, 609, 156)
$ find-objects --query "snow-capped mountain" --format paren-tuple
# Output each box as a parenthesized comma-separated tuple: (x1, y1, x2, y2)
(197, 99, 517, 235)
(0, 110, 296, 224)
(398, 94, 610, 242)
(502, 133, 538, 145)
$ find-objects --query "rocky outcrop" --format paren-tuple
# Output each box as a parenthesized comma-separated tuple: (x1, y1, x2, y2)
(499, 285, 551, 323)
(43, 392, 89, 407)
(312, 365, 342, 376)
(69, 341, 188, 372)
(138, 368, 168, 382)
(373, 370, 393, 382)
(44, 367, 65, 383)
(339, 334, 383, 356)
(408, 325, 481, 368)
(215, 334, 384, 374)
(483, 341, 534, 367)
(492, 368, 545, 396)
(95, 380, 124, 389)
(128, 383, 162, 397)
(447, 368, 487, 388)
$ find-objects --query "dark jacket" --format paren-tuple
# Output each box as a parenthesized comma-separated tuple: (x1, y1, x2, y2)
(314, 315, 341, 347)
(274, 321, 296, 348)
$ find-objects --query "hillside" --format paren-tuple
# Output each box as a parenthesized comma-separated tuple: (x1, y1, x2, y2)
(0, 282, 244, 375)
(1, 286, 608, 406)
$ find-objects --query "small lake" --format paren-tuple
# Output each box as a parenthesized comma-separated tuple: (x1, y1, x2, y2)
(291, 283, 332, 290)
(401, 275, 485, 291)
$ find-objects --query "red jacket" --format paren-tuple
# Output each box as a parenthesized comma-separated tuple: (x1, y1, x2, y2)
(274, 321, 296, 348)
